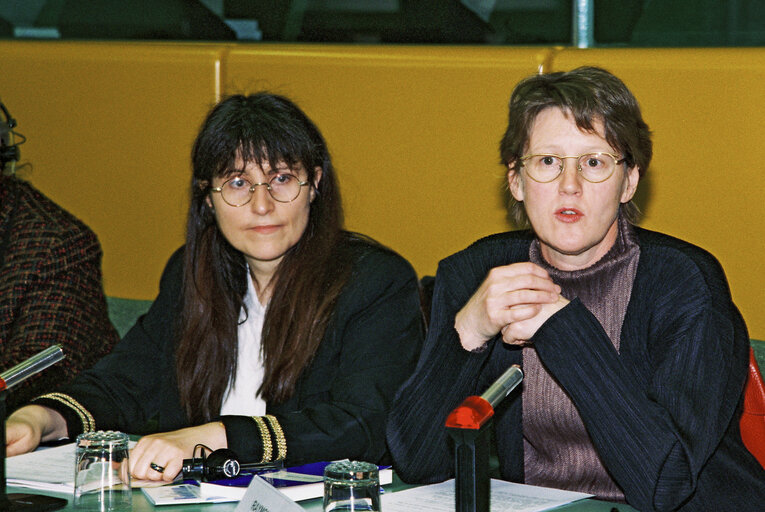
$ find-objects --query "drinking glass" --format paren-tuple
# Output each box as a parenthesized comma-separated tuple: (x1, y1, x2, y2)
(73, 431, 131, 511)
(323, 460, 380, 511)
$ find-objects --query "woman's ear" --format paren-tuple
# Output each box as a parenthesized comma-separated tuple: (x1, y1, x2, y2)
(199, 180, 216, 213)
(507, 164, 525, 202)
(310, 167, 323, 202)
(620, 165, 640, 203)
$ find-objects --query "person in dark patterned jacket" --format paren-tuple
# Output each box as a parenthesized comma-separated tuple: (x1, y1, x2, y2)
(1, 116, 118, 409)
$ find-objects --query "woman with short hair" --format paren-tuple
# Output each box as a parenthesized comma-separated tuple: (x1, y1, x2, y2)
(387, 67, 765, 511)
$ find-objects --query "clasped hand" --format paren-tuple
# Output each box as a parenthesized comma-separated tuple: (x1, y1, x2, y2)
(454, 262, 568, 351)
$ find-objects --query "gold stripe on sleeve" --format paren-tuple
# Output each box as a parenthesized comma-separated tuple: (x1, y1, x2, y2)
(34, 393, 96, 433)
(251, 415, 273, 463)
(265, 414, 287, 461)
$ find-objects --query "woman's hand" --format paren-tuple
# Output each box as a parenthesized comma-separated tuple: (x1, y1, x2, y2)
(129, 422, 227, 482)
(499, 295, 569, 345)
(5, 405, 68, 456)
(455, 262, 564, 351)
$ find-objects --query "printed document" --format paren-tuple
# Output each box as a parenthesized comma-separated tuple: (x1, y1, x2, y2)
(6, 441, 143, 494)
(383, 478, 592, 512)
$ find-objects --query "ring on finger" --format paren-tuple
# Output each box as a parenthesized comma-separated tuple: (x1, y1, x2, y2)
(150, 462, 165, 474)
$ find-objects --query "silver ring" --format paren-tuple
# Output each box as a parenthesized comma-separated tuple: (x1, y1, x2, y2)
(150, 462, 165, 473)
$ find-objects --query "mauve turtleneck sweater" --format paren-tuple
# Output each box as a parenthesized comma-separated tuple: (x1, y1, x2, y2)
(522, 216, 639, 501)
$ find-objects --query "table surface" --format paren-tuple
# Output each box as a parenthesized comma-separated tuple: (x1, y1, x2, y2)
(7, 477, 639, 511)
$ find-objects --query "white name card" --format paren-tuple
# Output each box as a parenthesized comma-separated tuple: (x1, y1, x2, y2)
(234, 475, 305, 512)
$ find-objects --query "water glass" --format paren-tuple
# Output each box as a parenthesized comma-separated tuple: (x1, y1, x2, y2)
(323, 460, 381, 511)
(73, 431, 132, 511)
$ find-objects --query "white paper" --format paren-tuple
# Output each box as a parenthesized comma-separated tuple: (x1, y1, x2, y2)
(383, 479, 592, 512)
(234, 475, 303, 512)
(6, 441, 139, 494)
(6, 442, 78, 493)
(141, 484, 236, 505)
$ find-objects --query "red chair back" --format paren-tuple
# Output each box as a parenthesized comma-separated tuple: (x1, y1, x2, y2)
(740, 347, 765, 469)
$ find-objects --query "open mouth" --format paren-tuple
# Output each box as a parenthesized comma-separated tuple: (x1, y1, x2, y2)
(555, 208, 583, 221)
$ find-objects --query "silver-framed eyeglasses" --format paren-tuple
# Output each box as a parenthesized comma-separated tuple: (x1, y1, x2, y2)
(210, 173, 309, 206)
(519, 152, 626, 183)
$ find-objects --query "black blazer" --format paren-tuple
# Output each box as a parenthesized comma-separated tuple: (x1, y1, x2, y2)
(387, 228, 765, 511)
(39, 234, 424, 466)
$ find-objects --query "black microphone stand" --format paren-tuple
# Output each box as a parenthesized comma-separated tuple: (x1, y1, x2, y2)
(1, 345, 68, 512)
(445, 365, 523, 512)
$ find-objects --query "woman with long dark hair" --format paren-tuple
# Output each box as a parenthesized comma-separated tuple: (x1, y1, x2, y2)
(6, 93, 424, 481)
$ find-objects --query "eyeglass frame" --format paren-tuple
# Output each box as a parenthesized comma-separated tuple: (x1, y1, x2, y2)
(207, 174, 310, 206)
(518, 152, 627, 184)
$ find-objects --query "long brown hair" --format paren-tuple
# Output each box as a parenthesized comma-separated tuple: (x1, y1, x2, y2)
(176, 93, 349, 423)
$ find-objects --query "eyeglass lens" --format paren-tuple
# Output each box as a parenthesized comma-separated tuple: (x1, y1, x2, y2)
(524, 153, 617, 183)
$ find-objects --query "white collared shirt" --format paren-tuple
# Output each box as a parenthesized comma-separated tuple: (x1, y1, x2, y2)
(220, 271, 268, 416)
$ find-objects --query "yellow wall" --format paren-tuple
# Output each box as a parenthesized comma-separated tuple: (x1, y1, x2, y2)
(0, 41, 221, 301)
(1, 42, 763, 338)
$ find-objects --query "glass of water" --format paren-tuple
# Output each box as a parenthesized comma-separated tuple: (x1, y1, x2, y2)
(73, 431, 131, 511)
(323, 460, 380, 511)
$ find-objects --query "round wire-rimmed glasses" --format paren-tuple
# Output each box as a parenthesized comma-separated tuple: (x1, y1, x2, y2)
(210, 174, 309, 206)
(519, 152, 626, 183)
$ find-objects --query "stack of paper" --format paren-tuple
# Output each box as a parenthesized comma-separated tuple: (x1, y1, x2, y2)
(6, 442, 78, 493)
(141, 484, 236, 506)
(6, 440, 140, 494)
(382, 479, 592, 512)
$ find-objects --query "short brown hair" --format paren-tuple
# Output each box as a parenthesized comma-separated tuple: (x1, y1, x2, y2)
(499, 66, 652, 226)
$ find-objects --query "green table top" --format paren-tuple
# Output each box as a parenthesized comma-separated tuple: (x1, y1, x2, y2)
(8, 475, 638, 511)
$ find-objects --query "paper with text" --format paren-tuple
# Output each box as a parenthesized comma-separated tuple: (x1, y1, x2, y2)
(6, 440, 143, 494)
(383, 479, 592, 512)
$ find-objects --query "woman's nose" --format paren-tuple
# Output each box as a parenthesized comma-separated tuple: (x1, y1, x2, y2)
(558, 160, 583, 194)
(249, 183, 275, 214)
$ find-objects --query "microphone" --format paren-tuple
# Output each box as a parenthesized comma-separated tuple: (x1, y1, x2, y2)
(1, 345, 68, 512)
(445, 364, 523, 430)
(0, 345, 65, 392)
(445, 364, 523, 512)
(480, 364, 524, 408)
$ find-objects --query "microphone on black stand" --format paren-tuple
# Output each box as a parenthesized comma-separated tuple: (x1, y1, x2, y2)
(445, 364, 524, 512)
(1, 345, 68, 512)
